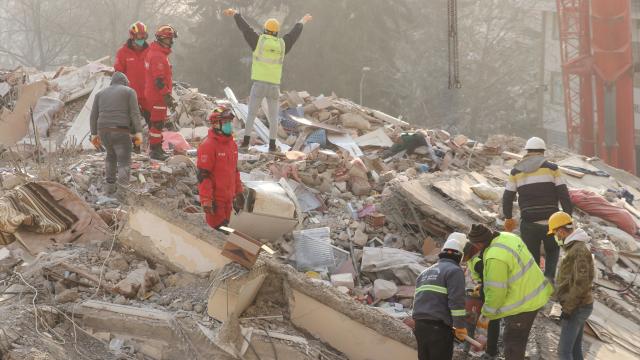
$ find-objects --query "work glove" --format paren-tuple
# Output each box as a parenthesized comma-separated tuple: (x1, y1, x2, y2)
(504, 218, 517, 232)
(300, 14, 313, 24)
(202, 200, 216, 214)
(90, 135, 102, 150)
(454, 327, 468, 342)
(233, 192, 246, 213)
(403, 318, 416, 331)
(163, 93, 176, 111)
(223, 8, 237, 16)
(133, 133, 143, 146)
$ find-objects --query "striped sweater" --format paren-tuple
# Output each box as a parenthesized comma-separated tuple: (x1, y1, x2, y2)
(502, 154, 572, 222)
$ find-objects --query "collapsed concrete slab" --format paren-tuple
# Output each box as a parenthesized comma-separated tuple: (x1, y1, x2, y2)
(207, 263, 268, 322)
(75, 300, 235, 360)
(122, 195, 418, 360)
(120, 196, 230, 274)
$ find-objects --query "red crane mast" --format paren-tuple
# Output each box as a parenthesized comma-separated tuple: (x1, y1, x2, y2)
(556, 0, 636, 173)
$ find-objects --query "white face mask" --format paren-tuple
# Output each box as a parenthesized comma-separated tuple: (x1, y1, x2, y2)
(554, 234, 563, 246)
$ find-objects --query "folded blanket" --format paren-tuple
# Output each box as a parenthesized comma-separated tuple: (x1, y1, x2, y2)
(0, 182, 78, 237)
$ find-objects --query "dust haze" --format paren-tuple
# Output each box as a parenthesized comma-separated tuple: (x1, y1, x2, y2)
(0, 0, 542, 139)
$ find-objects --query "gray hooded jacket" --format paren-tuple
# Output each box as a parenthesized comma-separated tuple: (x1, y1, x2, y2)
(90, 72, 142, 135)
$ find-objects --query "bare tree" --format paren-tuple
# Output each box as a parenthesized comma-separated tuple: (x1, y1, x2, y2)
(0, 0, 90, 69)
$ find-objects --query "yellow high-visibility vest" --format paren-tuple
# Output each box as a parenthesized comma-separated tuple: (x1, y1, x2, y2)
(251, 34, 285, 85)
(482, 232, 553, 320)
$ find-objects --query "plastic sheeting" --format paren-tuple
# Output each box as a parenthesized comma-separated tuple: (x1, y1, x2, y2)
(28, 96, 64, 138)
(360, 247, 426, 285)
(569, 189, 638, 235)
(161, 131, 192, 155)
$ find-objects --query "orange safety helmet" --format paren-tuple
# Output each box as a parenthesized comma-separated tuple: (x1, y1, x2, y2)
(208, 105, 234, 125)
(155, 25, 178, 39)
(129, 21, 148, 39)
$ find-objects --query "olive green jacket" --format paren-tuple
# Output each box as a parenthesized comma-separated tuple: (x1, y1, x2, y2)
(556, 229, 594, 314)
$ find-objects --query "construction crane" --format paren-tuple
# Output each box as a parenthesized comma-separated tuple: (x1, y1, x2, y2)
(448, 0, 461, 89)
(556, 0, 636, 174)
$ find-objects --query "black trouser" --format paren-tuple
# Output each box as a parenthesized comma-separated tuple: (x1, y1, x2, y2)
(414, 319, 454, 360)
(503, 310, 538, 360)
(520, 221, 559, 279)
(486, 319, 501, 357)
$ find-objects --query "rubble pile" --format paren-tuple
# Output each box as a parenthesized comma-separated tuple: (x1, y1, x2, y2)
(1, 58, 640, 359)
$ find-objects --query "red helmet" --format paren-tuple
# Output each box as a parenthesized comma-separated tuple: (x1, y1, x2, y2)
(208, 105, 234, 125)
(129, 21, 148, 39)
(155, 25, 178, 39)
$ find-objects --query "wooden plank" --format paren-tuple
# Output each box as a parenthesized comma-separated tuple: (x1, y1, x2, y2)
(371, 110, 410, 127)
(559, 166, 585, 178)
(292, 127, 313, 151)
(623, 202, 640, 220)
(80, 300, 173, 321)
(502, 151, 523, 160)
(287, 114, 345, 133)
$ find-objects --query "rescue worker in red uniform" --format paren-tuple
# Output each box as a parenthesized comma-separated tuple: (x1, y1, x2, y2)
(197, 105, 244, 229)
(144, 24, 177, 160)
(114, 21, 149, 125)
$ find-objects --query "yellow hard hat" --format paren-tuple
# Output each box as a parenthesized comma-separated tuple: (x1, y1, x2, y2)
(548, 211, 573, 235)
(264, 18, 280, 33)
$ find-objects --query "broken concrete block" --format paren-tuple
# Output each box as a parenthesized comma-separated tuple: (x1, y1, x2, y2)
(164, 272, 199, 288)
(379, 171, 397, 184)
(317, 111, 331, 122)
(313, 96, 333, 110)
(373, 279, 398, 300)
(352, 229, 369, 247)
(340, 113, 371, 131)
(114, 268, 159, 299)
(1, 174, 26, 190)
(331, 273, 355, 289)
(107, 256, 129, 272)
(335, 181, 348, 193)
(104, 270, 121, 283)
(452, 134, 468, 147)
(55, 288, 80, 304)
(351, 180, 372, 197)
(470, 183, 503, 202)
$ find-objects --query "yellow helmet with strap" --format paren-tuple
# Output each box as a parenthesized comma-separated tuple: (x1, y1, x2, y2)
(548, 211, 573, 235)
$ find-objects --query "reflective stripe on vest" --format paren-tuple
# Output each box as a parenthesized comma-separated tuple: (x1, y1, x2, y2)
(483, 279, 550, 316)
(451, 309, 466, 317)
(482, 233, 551, 318)
(251, 34, 285, 85)
(415, 284, 448, 295)
(484, 243, 536, 289)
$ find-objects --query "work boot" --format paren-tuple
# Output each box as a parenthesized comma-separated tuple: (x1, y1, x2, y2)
(149, 143, 169, 161)
(268, 139, 278, 153)
(239, 135, 251, 150)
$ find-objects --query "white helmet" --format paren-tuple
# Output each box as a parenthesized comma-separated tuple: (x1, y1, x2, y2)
(524, 137, 546, 151)
(442, 232, 468, 253)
